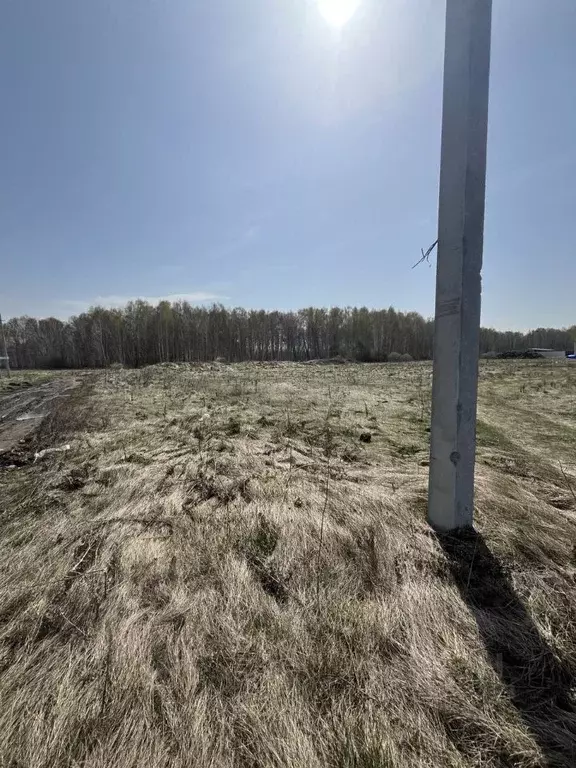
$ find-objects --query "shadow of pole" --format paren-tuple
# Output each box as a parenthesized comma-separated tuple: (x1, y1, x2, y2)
(438, 529, 576, 766)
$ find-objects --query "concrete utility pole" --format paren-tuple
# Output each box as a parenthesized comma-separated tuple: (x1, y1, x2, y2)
(0, 314, 10, 377)
(428, 0, 492, 531)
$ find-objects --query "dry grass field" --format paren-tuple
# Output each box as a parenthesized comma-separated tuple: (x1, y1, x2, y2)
(1, 360, 576, 767)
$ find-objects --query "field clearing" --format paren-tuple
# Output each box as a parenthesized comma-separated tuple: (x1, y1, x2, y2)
(0, 371, 82, 459)
(0, 368, 67, 394)
(1, 360, 576, 767)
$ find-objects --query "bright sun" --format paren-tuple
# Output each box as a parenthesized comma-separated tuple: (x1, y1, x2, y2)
(317, 0, 361, 28)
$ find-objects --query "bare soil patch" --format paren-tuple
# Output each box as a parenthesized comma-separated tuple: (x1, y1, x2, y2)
(0, 374, 83, 464)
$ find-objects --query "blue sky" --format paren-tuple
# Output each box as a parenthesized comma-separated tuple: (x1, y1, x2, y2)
(1, 0, 575, 330)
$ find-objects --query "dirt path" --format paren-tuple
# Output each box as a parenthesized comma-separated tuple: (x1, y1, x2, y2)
(0, 376, 82, 461)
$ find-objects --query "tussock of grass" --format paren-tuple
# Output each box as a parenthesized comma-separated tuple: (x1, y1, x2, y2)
(1, 361, 576, 766)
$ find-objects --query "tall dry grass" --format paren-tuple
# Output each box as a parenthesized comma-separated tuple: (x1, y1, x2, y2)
(0, 361, 575, 767)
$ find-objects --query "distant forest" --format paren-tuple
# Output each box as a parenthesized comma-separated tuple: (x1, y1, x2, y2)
(3, 301, 575, 369)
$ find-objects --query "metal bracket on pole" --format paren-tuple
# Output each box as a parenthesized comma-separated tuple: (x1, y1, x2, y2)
(428, 0, 492, 531)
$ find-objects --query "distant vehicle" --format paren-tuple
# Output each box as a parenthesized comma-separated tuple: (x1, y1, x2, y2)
(567, 354, 576, 360)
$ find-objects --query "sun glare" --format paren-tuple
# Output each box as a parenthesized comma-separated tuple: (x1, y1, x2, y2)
(317, 0, 361, 28)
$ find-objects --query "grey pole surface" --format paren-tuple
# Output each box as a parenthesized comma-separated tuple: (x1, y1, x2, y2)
(0, 314, 10, 377)
(428, 0, 492, 531)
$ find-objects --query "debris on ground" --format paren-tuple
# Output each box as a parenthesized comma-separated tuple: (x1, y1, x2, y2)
(33, 444, 71, 462)
(15, 412, 45, 421)
(303, 356, 351, 365)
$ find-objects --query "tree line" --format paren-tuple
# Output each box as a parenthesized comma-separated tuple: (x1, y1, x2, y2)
(3, 301, 575, 369)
